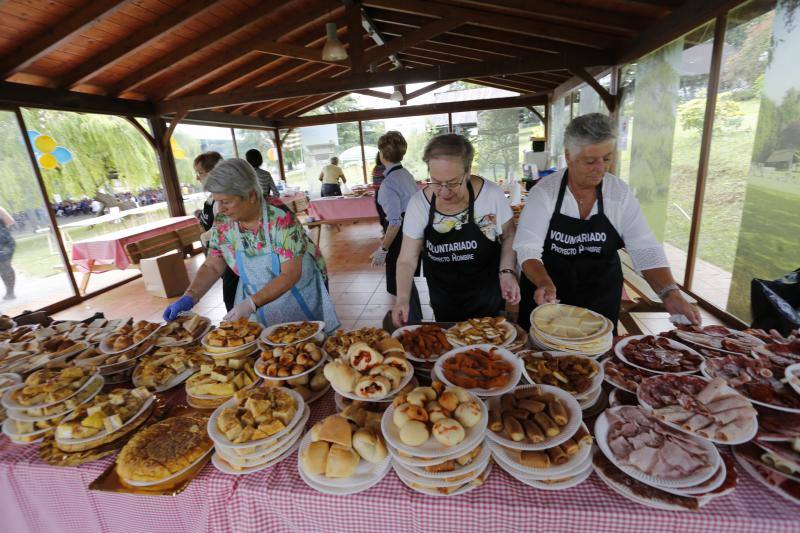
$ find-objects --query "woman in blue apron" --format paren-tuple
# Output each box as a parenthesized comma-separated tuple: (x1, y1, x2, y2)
(391, 134, 520, 326)
(164, 159, 339, 333)
(514, 113, 700, 332)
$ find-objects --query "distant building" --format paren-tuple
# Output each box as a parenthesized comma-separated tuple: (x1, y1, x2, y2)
(764, 149, 800, 170)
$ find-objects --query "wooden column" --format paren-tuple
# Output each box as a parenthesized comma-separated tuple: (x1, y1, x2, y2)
(448, 112, 453, 133)
(358, 120, 367, 184)
(274, 128, 287, 182)
(683, 14, 727, 290)
(148, 117, 186, 217)
(13, 107, 81, 298)
(230, 128, 239, 158)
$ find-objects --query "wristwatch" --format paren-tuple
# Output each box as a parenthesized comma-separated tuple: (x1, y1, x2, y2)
(657, 283, 680, 299)
(499, 268, 516, 278)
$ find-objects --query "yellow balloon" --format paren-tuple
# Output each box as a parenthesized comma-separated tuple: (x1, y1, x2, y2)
(267, 147, 277, 161)
(39, 153, 58, 169)
(35, 135, 57, 153)
(174, 149, 186, 160)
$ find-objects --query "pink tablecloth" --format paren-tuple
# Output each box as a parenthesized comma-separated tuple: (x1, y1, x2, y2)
(70, 216, 199, 272)
(1, 390, 797, 533)
(307, 196, 378, 222)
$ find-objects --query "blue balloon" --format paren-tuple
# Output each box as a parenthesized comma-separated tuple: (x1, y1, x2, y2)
(52, 146, 73, 164)
(27, 130, 40, 144)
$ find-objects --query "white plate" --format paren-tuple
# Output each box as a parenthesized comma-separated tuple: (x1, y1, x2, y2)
(207, 387, 305, 449)
(594, 407, 720, 489)
(0, 373, 21, 393)
(154, 318, 212, 347)
(28, 341, 91, 372)
(387, 441, 481, 468)
(205, 346, 261, 360)
(446, 320, 517, 348)
(2, 417, 54, 440)
(5, 374, 104, 421)
(733, 449, 800, 507)
(132, 366, 197, 393)
(673, 328, 764, 356)
(201, 335, 260, 357)
(600, 357, 644, 394)
(488, 429, 592, 478)
(55, 395, 154, 447)
(299, 383, 330, 404)
(99, 325, 162, 355)
(637, 375, 758, 445)
(505, 460, 593, 490)
(700, 360, 800, 414)
(392, 325, 452, 363)
(260, 321, 325, 346)
(331, 364, 414, 402)
(785, 363, 800, 397)
(391, 451, 490, 487)
(122, 447, 213, 487)
(213, 438, 301, 475)
(381, 393, 487, 458)
(395, 461, 492, 497)
(671, 458, 727, 496)
(392, 442, 490, 480)
(614, 335, 704, 375)
(1, 371, 101, 410)
(519, 351, 604, 400)
(254, 350, 329, 382)
(433, 344, 522, 397)
(530, 303, 612, 343)
(297, 430, 392, 488)
(579, 385, 603, 409)
(593, 454, 697, 511)
(216, 405, 309, 463)
(485, 384, 582, 451)
(297, 456, 390, 495)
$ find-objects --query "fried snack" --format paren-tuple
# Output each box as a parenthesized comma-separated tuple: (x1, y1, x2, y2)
(216, 387, 297, 444)
(55, 387, 151, 442)
(521, 352, 599, 395)
(546, 396, 568, 426)
(155, 315, 209, 346)
(205, 318, 261, 348)
(257, 342, 324, 378)
(266, 321, 320, 344)
(12, 366, 95, 407)
(503, 414, 525, 442)
(185, 359, 257, 398)
(491, 387, 572, 443)
(391, 382, 480, 448)
(574, 424, 593, 447)
(323, 327, 390, 359)
(105, 320, 161, 351)
(533, 412, 559, 437)
(546, 445, 568, 465)
(397, 325, 452, 359)
(522, 419, 545, 443)
(520, 450, 549, 468)
(134, 345, 209, 390)
(446, 316, 512, 346)
(441, 347, 514, 390)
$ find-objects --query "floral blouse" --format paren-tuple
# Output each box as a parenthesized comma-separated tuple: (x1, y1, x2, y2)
(208, 198, 328, 282)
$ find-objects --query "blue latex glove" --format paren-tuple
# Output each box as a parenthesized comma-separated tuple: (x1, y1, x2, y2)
(163, 295, 194, 321)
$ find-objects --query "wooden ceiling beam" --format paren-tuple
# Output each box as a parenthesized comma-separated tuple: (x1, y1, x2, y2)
(405, 81, 449, 100)
(108, 0, 312, 97)
(158, 52, 612, 113)
(242, 64, 345, 116)
(345, 0, 365, 72)
(273, 92, 548, 127)
(354, 89, 394, 100)
(0, 81, 153, 116)
(0, 0, 129, 79)
(57, 0, 224, 89)
(361, 14, 468, 65)
(151, 5, 342, 100)
(180, 110, 276, 128)
(567, 64, 618, 112)
(362, 0, 627, 49)
(275, 93, 347, 119)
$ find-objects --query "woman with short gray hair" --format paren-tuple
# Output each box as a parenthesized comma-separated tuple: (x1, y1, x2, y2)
(513, 113, 699, 331)
(163, 158, 339, 332)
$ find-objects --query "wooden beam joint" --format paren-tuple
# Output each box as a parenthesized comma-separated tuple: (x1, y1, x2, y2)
(567, 64, 617, 112)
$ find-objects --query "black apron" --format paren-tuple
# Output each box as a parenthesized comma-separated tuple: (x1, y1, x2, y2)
(378, 165, 418, 295)
(518, 172, 624, 331)
(198, 198, 239, 311)
(422, 179, 503, 322)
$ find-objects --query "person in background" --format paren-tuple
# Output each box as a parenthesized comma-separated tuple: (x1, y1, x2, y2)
(163, 159, 338, 332)
(372, 151, 388, 234)
(371, 131, 423, 323)
(245, 149, 279, 198)
(0, 206, 16, 300)
(193, 151, 239, 312)
(319, 157, 346, 197)
(391, 134, 520, 325)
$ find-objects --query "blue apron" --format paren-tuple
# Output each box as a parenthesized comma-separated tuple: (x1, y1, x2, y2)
(233, 202, 340, 334)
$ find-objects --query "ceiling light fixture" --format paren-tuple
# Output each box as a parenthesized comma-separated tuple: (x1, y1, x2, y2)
(390, 88, 404, 102)
(322, 22, 348, 61)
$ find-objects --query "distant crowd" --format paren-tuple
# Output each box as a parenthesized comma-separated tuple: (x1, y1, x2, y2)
(50, 187, 166, 218)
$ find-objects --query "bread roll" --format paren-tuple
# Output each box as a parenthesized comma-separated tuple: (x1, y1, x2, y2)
(520, 450, 549, 468)
(354, 375, 391, 399)
(352, 427, 387, 463)
(438, 391, 459, 412)
(316, 415, 352, 448)
(325, 444, 359, 478)
(399, 420, 429, 446)
(445, 386, 471, 403)
(371, 364, 403, 389)
(301, 440, 330, 475)
(341, 404, 368, 427)
(432, 418, 466, 447)
(309, 370, 327, 391)
(426, 401, 448, 423)
(323, 360, 356, 393)
(347, 342, 383, 371)
(454, 400, 482, 428)
(376, 337, 404, 355)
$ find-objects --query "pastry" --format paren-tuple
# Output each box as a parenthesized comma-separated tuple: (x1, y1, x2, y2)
(352, 427, 387, 463)
(347, 342, 383, 371)
(55, 387, 151, 442)
(301, 440, 330, 475)
(383, 355, 412, 375)
(323, 327, 390, 359)
(323, 360, 357, 392)
(155, 315, 209, 346)
(441, 347, 514, 390)
(432, 418, 465, 447)
(426, 401, 448, 423)
(216, 387, 297, 444)
(521, 351, 600, 396)
(375, 337, 404, 355)
(204, 318, 261, 349)
(520, 450, 550, 468)
(12, 366, 95, 407)
(325, 444, 359, 478)
(491, 387, 572, 444)
(400, 420, 429, 446)
(354, 375, 391, 399)
(396, 325, 452, 359)
(185, 359, 257, 400)
(258, 341, 324, 378)
(266, 321, 320, 344)
(446, 316, 513, 345)
(314, 415, 352, 448)
(454, 401, 482, 428)
(134, 345, 209, 390)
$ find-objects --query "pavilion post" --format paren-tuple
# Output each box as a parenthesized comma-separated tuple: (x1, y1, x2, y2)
(274, 128, 287, 183)
(148, 117, 186, 217)
(358, 120, 367, 184)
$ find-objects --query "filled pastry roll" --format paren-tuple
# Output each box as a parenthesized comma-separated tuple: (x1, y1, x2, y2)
(354, 375, 391, 399)
(533, 412, 560, 437)
(347, 342, 383, 371)
(520, 450, 550, 468)
(546, 445, 568, 465)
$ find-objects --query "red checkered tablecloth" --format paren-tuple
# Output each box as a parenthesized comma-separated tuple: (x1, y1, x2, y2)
(1, 392, 797, 533)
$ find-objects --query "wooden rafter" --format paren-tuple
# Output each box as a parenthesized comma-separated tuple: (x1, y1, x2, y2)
(354, 89, 394, 100)
(158, 52, 612, 113)
(108, 0, 304, 96)
(162, 110, 188, 150)
(405, 81, 449, 100)
(190, 57, 297, 98)
(238, 63, 345, 116)
(567, 65, 618, 112)
(278, 93, 347, 118)
(0, 81, 153, 116)
(123, 116, 157, 151)
(345, 0, 365, 72)
(0, 0, 129, 79)
(361, 15, 468, 65)
(57, 0, 224, 89)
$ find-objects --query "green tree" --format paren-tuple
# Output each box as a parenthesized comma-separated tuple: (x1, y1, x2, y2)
(473, 108, 519, 180)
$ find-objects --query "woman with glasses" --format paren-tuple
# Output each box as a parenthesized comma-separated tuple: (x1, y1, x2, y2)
(391, 134, 521, 326)
(513, 113, 700, 331)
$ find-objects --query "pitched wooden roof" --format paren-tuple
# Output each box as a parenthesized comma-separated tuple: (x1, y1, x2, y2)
(0, 0, 746, 125)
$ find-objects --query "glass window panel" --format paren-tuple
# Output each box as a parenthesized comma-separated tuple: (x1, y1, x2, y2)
(20, 108, 169, 295)
(233, 127, 279, 177)
(0, 109, 76, 313)
(173, 124, 236, 213)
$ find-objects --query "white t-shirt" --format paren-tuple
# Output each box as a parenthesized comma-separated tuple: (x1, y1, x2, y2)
(513, 169, 668, 272)
(403, 178, 513, 242)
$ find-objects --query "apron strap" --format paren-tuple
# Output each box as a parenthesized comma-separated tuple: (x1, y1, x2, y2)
(268, 251, 316, 321)
(596, 180, 605, 215)
(466, 178, 476, 222)
(554, 171, 569, 215)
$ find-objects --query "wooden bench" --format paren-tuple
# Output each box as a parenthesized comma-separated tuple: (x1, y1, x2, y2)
(124, 224, 203, 267)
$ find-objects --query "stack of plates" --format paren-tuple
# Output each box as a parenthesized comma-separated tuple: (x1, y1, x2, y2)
(529, 304, 613, 357)
(520, 351, 606, 414)
(2, 372, 104, 444)
(0, 373, 21, 423)
(209, 388, 308, 475)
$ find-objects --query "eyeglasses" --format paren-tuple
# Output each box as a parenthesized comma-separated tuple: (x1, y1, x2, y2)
(424, 174, 466, 191)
